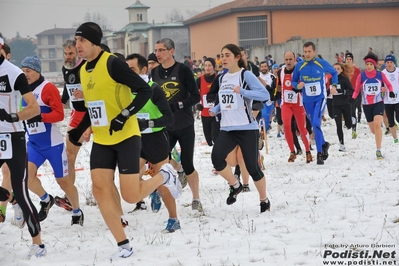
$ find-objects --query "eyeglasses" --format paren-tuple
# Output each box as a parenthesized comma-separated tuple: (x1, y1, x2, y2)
(154, 48, 169, 53)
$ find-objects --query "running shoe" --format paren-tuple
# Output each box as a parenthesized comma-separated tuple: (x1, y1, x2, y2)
(160, 163, 182, 199)
(226, 183, 243, 205)
(288, 152, 296, 162)
(376, 150, 384, 160)
(260, 199, 271, 213)
(150, 191, 162, 213)
(322, 141, 330, 160)
(128, 201, 147, 213)
(0, 187, 11, 202)
(385, 128, 390, 135)
(38, 195, 54, 222)
(339, 144, 346, 152)
(394, 139, 398, 144)
(27, 244, 47, 259)
(192, 200, 203, 212)
(54, 195, 72, 211)
(71, 211, 84, 226)
(12, 203, 25, 228)
(317, 152, 324, 165)
(306, 151, 313, 163)
(242, 184, 251, 192)
(110, 247, 134, 262)
(296, 149, 303, 155)
(162, 218, 181, 233)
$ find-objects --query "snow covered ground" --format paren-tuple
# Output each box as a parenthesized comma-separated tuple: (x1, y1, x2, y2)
(1, 111, 398, 266)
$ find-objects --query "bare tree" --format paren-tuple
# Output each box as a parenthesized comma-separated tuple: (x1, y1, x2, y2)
(164, 9, 184, 23)
(74, 11, 112, 30)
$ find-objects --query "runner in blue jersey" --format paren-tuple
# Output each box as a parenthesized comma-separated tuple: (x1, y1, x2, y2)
(292, 42, 338, 165)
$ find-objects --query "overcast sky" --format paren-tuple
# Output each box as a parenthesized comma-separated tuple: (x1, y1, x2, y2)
(0, 0, 231, 39)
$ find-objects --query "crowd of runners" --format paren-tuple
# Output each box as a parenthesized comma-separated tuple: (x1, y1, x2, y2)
(0, 21, 397, 261)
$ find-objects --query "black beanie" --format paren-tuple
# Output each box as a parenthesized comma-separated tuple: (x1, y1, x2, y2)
(204, 57, 216, 69)
(75, 22, 102, 46)
(148, 52, 158, 63)
(345, 52, 354, 60)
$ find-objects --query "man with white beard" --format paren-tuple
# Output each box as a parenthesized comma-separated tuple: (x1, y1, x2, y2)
(55, 39, 90, 211)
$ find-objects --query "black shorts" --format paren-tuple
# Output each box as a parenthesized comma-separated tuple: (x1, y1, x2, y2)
(90, 136, 141, 174)
(141, 130, 170, 164)
(362, 101, 384, 122)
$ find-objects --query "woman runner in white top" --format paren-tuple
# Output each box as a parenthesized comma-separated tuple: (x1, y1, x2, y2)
(209, 44, 271, 213)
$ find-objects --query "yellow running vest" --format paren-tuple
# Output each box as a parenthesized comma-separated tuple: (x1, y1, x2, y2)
(80, 52, 140, 145)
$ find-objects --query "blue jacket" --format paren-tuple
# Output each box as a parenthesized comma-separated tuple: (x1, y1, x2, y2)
(292, 58, 338, 103)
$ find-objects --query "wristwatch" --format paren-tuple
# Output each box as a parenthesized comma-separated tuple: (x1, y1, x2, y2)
(121, 109, 130, 118)
(148, 120, 154, 128)
(10, 113, 19, 122)
(178, 101, 184, 109)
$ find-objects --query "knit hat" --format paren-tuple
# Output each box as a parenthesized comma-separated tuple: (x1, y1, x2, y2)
(363, 52, 378, 66)
(345, 52, 354, 60)
(21, 55, 42, 73)
(148, 52, 158, 63)
(272, 63, 279, 70)
(384, 54, 396, 63)
(75, 22, 102, 46)
(204, 57, 216, 69)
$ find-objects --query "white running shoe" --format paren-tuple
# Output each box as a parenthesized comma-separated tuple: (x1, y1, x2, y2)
(160, 163, 182, 199)
(110, 247, 134, 262)
(27, 244, 47, 259)
(12, 203, 25, 228)
(339, 144, 346, 152)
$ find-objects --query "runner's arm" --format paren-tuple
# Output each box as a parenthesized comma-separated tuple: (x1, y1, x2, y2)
(109, 57, 152, 116)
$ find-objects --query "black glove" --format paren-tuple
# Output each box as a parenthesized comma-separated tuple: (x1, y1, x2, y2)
(68, 128, 83, 146)
(169, 103, 179, 112)
(138, 118, 149, 131)
(349, 97, 355, 103)
(109, 114, 128, 135)
(389, 91, 396, 98)
(27, 114, 42, 124)
(196, 103, 204, 111)
(0, 109, 18, 123)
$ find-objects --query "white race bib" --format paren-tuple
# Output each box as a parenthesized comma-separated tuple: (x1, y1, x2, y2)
(284, 90, 298, 103)
(365, 83, 380, 95)
(220, 91, 238, 111)
(305, 82, 322, 96)
(66, 84, 84, 102)
(0, 134, 12, 159)
(136, 113, 151, 134)
(26, 122, 46, 135)
(202, 94, 214, 108)
(87, 100, 108, 126)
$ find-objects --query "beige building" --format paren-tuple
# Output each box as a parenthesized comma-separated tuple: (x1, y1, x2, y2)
(184, 0, 399, 60)
(36, 28, 76, 76)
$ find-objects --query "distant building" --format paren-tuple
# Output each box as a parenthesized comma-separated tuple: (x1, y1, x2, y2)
(35, 0, 190, 83)
(36, 28, 75, 78)
(184, 0, 399, 61)
(105, 0, 190, 61)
